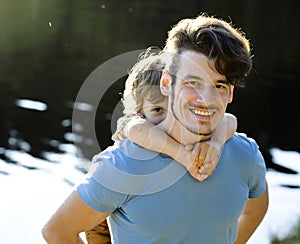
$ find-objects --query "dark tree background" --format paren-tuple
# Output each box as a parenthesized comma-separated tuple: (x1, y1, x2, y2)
(0, 0, 299, 173)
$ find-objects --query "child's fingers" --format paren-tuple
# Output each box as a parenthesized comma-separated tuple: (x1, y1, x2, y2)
(187, 162, 206, 182)
(184, 143, 208, 182)
(198, 142, 209, 165)
(189, 160, 216, 182)
(207, 148, 219, 164)
(199, 158, 218, 175)
(192, 142, 201, 167)
(198, 163, 213, 175)
(203, 141, 220, 165)
(186, 142, 220, 182)
(207, 158, 218, 176)
(198, 174, 209, 182)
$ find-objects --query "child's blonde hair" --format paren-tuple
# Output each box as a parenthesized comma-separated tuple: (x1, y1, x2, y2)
(122, 48, 166, 115)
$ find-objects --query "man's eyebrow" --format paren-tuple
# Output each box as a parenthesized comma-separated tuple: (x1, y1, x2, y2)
(181, 75, 229, 84)
(180, 74, 203, 81)
(216, 79, 230, 85)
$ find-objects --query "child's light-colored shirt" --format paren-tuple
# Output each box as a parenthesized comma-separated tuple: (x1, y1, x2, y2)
(111, 113, 145, 141)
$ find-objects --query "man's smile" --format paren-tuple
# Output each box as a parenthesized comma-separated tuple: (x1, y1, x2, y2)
(190, 108, 213, 116)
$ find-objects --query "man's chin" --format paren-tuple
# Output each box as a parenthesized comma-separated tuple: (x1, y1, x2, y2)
(186, 126, 212, 137)
(187, 119, 214, 136)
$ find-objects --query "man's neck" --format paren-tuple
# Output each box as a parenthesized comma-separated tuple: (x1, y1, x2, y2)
(159, 114, 211, 146)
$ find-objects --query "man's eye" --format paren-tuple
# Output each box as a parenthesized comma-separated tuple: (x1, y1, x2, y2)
(215, 84, 229, 92)
(215, 84, 227, 89)
(186, 81, 198, 86)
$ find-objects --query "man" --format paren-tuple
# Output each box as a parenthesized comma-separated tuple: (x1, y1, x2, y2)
(42, 14, 268, 244)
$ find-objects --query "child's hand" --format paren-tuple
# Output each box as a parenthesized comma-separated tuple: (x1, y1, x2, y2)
(181, 143, 215, 182)
(196, 141, 220, 181)
(168, 142, 220, 182)
(174, 143, 204, 182)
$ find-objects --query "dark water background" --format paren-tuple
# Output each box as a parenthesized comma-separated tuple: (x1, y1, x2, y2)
(0, 0, 299, 174)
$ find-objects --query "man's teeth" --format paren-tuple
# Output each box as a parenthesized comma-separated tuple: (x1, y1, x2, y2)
(192, 109, 213, 116)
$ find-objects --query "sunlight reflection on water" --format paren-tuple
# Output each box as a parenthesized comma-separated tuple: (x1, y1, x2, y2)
(15, 99, 48, 111)
(0, 147, 299, 244)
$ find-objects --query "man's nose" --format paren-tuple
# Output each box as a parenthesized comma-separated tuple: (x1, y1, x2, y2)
(195, 86, 218, 105)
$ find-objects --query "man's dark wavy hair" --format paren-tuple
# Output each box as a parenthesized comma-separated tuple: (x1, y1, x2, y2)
(163, 13, 252, 87)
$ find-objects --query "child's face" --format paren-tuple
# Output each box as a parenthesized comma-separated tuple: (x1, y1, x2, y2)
(141, 97, 168, 125)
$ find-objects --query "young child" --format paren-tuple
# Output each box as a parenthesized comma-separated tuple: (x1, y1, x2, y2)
(85, 50, 237, 243)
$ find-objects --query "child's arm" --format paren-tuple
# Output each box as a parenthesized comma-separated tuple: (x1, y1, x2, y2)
(211, 112, 237, 148)
(123, 117, 205, 181)
(197, 113, 237, 180)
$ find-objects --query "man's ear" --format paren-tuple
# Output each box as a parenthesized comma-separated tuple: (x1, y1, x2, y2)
(228, 85, 234, 103)
(160, 70, 171, 96)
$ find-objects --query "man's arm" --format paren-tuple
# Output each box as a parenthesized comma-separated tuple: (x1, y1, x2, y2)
(234, 183, 269, 244)
(42, 190, 110, 244)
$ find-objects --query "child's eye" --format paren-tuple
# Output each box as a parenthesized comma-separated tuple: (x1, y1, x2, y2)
(152, 107, 163, 112)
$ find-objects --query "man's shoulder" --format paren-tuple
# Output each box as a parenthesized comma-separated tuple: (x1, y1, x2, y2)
(229, 132, 260, 151)
(92, 139, 157, 164)
(87, 139, 180, 195)
(223, 132, 262, 161)
(222, 133, 266, 177)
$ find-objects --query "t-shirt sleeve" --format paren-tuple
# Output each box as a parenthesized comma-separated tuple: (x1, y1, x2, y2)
(76, 175, 128, 212)
(111, 113, 145, 141)
(248, 148, 267, 198)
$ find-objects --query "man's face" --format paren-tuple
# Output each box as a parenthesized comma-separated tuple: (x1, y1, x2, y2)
(165, 50, 234, 136)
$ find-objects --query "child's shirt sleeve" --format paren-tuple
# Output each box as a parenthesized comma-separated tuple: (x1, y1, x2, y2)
(111, 113, 145, 141)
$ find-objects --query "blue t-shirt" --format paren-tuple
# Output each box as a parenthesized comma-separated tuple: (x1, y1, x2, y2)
(77, 133, 266, 244)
